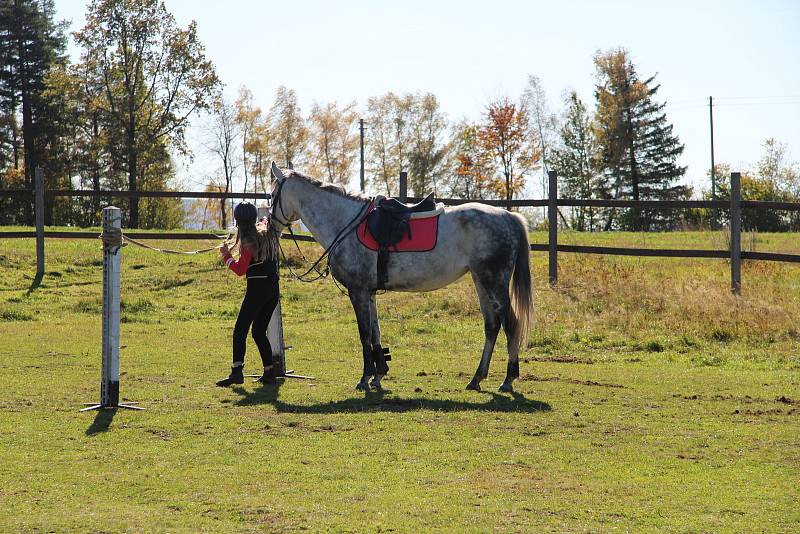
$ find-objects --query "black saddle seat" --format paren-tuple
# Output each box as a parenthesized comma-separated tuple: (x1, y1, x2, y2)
(377, 193, 436, 214)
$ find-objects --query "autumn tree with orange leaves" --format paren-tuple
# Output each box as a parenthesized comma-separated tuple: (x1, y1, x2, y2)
(449, 122, 495, 199)
(478, 97, 540, 203)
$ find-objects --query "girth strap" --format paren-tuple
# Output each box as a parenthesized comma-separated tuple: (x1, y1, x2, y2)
(377, 248, 390, 291)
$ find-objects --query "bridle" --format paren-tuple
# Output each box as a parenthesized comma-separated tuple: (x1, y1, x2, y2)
(268, 177, 291, 229)
(268, 175, 370, 285)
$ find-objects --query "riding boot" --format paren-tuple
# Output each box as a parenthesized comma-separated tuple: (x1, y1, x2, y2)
(216, 365, 244, 387)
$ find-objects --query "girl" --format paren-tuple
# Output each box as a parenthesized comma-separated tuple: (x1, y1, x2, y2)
(216, 202, 281, 387)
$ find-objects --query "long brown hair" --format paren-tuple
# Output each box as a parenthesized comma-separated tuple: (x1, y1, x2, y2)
(225, 221, 279, 264)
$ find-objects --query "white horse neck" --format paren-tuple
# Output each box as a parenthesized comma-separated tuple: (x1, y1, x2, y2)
(291, 179, 367, 249)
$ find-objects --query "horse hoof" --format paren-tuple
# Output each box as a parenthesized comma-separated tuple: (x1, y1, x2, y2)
(465, 381, 481, 391)
(498, 383, 514, 393)
(370, 382, 383, 392)
(355, 381, 370, 391)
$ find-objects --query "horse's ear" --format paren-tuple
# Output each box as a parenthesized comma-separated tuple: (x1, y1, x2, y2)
(271, 161, 286, 182)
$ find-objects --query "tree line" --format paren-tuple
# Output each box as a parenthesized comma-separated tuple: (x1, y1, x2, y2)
(1, 1, 798, 231)
(1, 0, 218, 228)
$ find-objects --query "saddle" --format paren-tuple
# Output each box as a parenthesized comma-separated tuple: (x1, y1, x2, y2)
(376, 193, 436, 214)
(364, 193, 438, 290)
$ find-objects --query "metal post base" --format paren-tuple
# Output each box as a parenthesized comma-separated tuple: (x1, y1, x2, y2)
(281, 370, 316, 380)
(80, 402, 144, 412)
(245, 370, 315, 381)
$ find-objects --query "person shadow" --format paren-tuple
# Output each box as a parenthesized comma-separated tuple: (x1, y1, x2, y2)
(230, 379, 550, 414)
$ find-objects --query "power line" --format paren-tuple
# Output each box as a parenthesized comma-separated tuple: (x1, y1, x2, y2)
(714, 94, 800, 101)
(714, 100, 800, 107)
(668, 99, 800, 111)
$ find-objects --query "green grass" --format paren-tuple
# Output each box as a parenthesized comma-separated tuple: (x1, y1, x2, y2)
(1, 230, 799, 532)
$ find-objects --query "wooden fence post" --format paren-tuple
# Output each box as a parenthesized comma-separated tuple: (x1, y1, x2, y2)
(548, 170, 558, 286)
(730, 172, 741, 294)
(399, 171, 407, 202)
(35, 167, 45, 279)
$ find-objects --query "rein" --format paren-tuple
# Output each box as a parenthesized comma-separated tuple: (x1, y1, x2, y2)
(270, 177, 370, 284)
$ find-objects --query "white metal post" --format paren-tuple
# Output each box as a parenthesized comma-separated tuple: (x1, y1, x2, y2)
(264, 270, 312, 380)
(101, 206, 122, 406)
(82, 206, 142, 411)
(255, 198, 313, 381)
(267, 291, 286, 374)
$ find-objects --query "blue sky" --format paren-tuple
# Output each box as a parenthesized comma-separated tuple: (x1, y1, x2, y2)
(55, 0, 800, 195)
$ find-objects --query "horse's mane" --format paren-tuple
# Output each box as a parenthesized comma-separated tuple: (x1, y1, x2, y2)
(286, 169, 370, 203)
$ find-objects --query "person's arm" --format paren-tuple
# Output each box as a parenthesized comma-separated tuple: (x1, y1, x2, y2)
(222, 246, 253, 276)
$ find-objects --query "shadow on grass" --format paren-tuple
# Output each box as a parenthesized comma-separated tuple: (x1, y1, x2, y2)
(26, 271, 43, 295)
(86, 407, 117, 435)
(230, 381, 550, 414)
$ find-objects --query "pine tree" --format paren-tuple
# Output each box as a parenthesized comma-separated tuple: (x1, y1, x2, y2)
(0, 0, 67, 224)
(594, 48, 688, 231)
(550, 90, 600, 231)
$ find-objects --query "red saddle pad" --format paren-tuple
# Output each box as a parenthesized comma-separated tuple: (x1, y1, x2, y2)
(357, 204, 440, 252)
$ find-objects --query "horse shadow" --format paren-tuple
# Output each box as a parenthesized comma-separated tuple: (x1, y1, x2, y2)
(230, 380, 550, 414)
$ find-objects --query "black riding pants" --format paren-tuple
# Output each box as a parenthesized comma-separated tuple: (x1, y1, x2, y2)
(233, 276, 279, 367)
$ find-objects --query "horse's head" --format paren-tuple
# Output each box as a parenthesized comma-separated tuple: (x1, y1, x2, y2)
(269, 161, 301, 233)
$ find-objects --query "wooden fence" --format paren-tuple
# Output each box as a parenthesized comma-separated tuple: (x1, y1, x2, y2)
(2, 170, 800, 294)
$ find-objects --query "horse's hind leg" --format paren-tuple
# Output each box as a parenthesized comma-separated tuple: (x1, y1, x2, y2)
(466, 274, 502, 391)
(499, 305, 520, 393)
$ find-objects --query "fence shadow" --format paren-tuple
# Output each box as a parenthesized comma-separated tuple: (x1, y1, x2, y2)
(26, 271, 43, 294)
(230, 382, 550, 414)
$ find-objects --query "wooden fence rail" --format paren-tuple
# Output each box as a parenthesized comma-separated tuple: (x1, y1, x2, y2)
(0, 189, 270, 200)
(4, 189, 800, 211)
(2, 169, 800, 293)
(0, 230, 316, 242)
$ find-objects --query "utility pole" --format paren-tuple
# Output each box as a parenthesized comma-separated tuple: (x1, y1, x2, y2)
(709, 96, 717, 230)
(359, 118, 365, 192)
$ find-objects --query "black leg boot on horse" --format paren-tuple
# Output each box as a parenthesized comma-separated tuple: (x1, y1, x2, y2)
(371, 344, 390, 390)
(350, 290, 387, 391)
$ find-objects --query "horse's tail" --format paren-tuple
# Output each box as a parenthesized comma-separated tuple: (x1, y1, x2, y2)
(509, 213, 532, 355)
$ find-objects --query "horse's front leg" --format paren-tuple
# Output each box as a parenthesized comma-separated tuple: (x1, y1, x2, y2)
(368, 293, 387, 390)
(349, 290, 376, 391)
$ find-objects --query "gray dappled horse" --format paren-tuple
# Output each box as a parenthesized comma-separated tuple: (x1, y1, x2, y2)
(268, 163, 532, 392)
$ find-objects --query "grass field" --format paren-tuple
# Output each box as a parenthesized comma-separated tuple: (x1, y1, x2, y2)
(1, 230, 798, 532)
